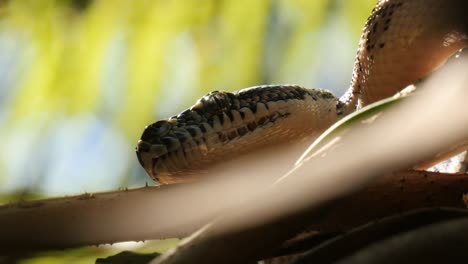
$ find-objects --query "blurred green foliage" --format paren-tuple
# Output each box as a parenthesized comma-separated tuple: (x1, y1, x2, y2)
(17, 239, 179, 264)
(0, 0, 375, 194)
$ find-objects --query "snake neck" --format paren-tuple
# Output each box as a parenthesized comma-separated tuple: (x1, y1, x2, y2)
(340, 0, 468, 114)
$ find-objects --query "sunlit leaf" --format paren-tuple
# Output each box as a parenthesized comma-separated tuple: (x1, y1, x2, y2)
(296, 95, 406, 165)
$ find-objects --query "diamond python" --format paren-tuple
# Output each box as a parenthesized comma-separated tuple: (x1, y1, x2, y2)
(136, 0, 468, 184)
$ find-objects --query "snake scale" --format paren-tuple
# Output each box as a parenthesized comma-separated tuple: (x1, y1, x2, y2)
(136, 0, 468, 184)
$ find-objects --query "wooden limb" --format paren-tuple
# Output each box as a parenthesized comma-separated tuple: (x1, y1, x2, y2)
(310, 170, 468, 232)
(334, 217, 468, 264)
(269, 170, 468, 259)
(151, 171, 468, 264)
(0, 184, 211, 253)
(292, 207, 468, 264)
(271, 231, 342, 259)
(151, 59, 468, 264)
(0, 170, 466, 255)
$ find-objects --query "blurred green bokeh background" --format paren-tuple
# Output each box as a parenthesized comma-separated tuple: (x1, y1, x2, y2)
(0, 0, 375, 197)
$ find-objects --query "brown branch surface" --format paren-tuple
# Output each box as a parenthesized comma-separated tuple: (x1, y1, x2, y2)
(0, 170, 466, 255)
(312, 170, 468, 232)
(0, 184, 208, 252)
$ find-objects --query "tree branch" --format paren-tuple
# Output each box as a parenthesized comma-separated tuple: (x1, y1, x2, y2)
(0, 170, 466, 255)
(151, 57, 468, 264)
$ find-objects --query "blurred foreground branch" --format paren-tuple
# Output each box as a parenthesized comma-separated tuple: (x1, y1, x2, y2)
(0, 170, 467, 255)
(151, 56, 468, 264)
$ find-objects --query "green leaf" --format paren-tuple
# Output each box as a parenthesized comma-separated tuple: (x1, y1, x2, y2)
(96, 251, 160, 264)
(296, 95, 406, 165)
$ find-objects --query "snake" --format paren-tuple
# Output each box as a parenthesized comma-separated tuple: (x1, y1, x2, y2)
(136, 0, 468, 184)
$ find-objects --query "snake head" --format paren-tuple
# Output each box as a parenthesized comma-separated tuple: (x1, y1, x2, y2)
(136, 120, 172, 180)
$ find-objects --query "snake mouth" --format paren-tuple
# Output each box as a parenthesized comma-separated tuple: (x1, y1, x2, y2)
(135, 139, 162, 179)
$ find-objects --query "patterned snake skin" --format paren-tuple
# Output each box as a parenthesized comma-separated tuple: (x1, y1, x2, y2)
(137, 85, 339, 183)
(136, 0, 468, 184)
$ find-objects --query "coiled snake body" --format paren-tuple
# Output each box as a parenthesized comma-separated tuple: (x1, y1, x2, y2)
(136, 0, 468, 184)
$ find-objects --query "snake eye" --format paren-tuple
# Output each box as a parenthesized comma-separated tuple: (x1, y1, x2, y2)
(136, 140, 167, 155)
(149, 144, 167, 156)
(136, 139, 167, 163)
